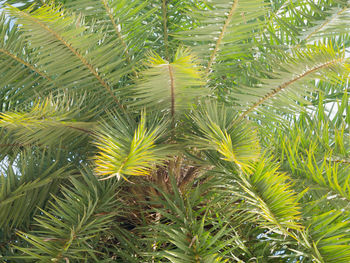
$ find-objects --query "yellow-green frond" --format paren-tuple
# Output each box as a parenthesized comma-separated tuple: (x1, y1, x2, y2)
(94, 112, 168, 180)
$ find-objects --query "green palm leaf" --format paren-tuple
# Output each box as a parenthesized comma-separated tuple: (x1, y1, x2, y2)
(224, 157, 302, 234)
(236, 44, 349, 120)
(188, 102, 260, 170)
(12, 169, 122, 262)
(0, 150, 74, 236)
(94, 111, 168, 180)
(176, 0, 268, 75)
(0, 14, 50, 111)
(0, 97, 94, 148)
(7, 3, 127, 108)
(132, 47, 205, 118)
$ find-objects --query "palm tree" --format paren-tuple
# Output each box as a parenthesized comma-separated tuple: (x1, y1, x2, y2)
(0, 0, 349, 262)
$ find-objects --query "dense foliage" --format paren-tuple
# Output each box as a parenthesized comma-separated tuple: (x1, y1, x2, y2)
(0, 0, 349, 262)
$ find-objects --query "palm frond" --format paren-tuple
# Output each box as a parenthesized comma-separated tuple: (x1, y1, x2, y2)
(261, 0, 349, 46)
(0, 96, 94, 148)
(224, 157, 302, 235)
(176, 0, 268, 75)
(56, 0, 157, 71)
(301, 5, 350, 44)
(146, 176, 239, 263)
(282, 137, 350, 203)
(132, 47, 205, 118)
(260, 96, 350, 261)
(0, 13, 51, 111)
(294, 211, 350, 263)
(0, 149, 74, 237)
(12, 169, 122, 262)
(236, 44, 349, 120)
(94, 111, 168, 180)
(7, 3, 128, 107)
(267, 100, 350, 204)
(188, 102, 260, 170)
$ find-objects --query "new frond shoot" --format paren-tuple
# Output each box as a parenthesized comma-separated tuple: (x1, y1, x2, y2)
(94, 111, 168, 180)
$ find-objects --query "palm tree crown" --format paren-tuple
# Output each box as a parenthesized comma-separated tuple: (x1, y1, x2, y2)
(0, 0, 349, 262)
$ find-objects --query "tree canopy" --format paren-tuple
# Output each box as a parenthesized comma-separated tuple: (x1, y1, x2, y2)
(0, 0, 349, 262)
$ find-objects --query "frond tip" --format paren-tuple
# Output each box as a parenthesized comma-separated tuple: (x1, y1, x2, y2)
(94, 112, 168, 180)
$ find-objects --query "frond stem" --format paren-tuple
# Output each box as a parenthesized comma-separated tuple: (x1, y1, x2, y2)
(237, 58, 343, 121)
(207, 0, 239, 74)
(0, 48, 51, 81)
(101, 0, 138, 77)
(168, 64, 175, 124)
(0, 143, 29, 147)
(162, 0, 170, 60)
(102, 0, 129, 58)
(64, 125, 95, 135)
(326, 156, 350, 164)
